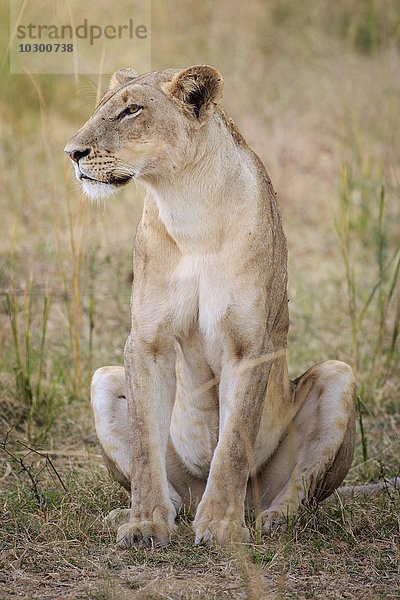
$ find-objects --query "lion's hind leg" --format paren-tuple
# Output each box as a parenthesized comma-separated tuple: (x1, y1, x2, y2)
(259, 360, 356, 530)
(91, 367, 132, 490)
(91, 366, 183, 530)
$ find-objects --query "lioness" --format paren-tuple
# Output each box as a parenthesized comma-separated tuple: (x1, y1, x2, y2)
(65, 65, 356, 548)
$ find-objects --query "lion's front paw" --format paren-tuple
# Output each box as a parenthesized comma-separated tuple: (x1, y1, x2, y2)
(194, 518, 250, 546)
(116, 520, 176, 549)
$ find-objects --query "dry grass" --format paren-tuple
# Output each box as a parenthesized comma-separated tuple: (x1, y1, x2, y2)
(1, 0, 399, 598)
(1, 454, 399, 598)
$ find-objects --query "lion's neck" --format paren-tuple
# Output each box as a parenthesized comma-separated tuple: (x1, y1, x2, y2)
(143, 119, 259, 254)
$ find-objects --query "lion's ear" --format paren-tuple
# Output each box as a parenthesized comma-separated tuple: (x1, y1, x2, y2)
(109, 68, 139, 91)
(163, 65, 224, 125)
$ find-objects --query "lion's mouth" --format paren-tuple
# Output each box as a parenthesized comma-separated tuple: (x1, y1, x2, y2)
(79, 173, 132, 187)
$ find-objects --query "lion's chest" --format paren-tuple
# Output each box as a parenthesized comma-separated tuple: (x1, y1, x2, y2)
(168, 255, 230, 367)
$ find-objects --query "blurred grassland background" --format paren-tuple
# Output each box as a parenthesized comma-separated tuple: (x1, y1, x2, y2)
(0, 1, 399, 598)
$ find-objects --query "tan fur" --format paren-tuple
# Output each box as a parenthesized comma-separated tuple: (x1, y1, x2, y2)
(65, 65, 356, 548)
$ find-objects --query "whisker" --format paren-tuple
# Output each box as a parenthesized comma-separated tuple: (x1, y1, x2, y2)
(113, 164, 135, 172)
(112, 166, 136, 178)
(115, 158, 137, 170)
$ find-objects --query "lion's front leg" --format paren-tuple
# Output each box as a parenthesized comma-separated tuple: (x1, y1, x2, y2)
(193, 357, 272, 546)
(117, 334, 177, 549)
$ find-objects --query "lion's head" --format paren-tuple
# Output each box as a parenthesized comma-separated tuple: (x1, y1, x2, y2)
(65, 65, 224, 200)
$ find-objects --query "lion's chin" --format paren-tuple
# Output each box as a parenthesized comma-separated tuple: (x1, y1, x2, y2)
(81, 180, 118, 201)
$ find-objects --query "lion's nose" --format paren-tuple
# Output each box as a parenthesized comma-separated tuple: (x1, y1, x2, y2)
(64, 146, 90, 163)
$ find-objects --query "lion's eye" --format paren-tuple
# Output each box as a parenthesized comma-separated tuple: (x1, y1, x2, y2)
(117, 105, 143, 121)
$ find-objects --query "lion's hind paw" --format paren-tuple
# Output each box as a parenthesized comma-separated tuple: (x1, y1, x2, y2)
(262, 508, 288, 532)
(105, 508, 131, 531)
